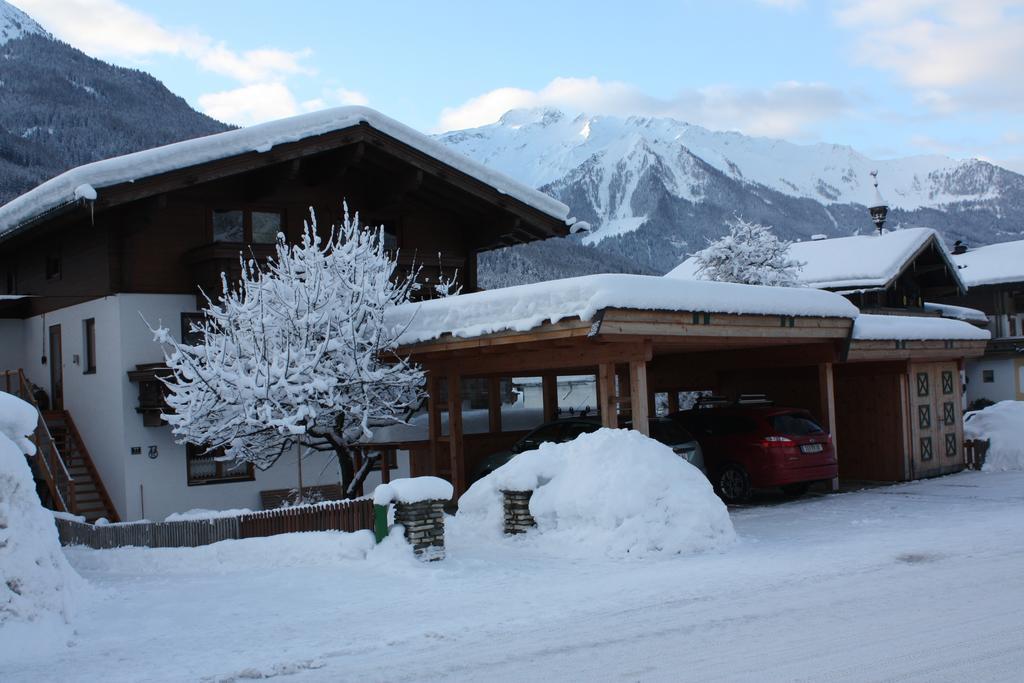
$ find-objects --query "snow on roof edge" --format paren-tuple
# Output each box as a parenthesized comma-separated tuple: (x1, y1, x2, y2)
(0, 106, 572, 238)
(852, 314, 990, 341)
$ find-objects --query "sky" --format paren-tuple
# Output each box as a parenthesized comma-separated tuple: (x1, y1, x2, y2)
(12, 0, 1024, 172)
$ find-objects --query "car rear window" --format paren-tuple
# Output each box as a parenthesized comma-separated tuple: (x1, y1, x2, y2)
(650, 420, 694, 445)
(769, 413, 824, 436)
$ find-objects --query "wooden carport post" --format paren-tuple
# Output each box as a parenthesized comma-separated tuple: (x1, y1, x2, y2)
(446, 374, 466, 498)
(542, 373, 558, 422)
(629, 360, 650, 436)
(598, 362, 618, 428)
(818, 361, 839, 491)
(427, 371, 442, 477)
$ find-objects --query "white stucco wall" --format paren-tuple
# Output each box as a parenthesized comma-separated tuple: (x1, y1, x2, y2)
(965, 357, 1017, 405)
(0, 318, 25, 375)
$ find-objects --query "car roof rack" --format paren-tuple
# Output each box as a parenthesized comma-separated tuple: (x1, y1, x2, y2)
(694, 395, 730, 409)
(735, 393, 774, 406)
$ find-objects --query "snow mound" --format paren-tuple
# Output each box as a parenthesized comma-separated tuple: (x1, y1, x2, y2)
(66, 530, 379, 575)
(0, 393, 84, 656)
(373, 476, 453, 505)
(964, 401, 1024, 471)
(454, 429, 735, 558)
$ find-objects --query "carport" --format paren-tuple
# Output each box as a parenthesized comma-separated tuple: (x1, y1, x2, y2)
(386, 274, 858, 498)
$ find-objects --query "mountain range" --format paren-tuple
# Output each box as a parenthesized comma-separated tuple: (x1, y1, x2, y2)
(442, 108, 1024, 286)
(2, 0, 1022, 288)
(0, 1, 228, 204)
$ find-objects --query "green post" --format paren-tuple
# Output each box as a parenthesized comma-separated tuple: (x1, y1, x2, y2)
(373, 504, 389, 543)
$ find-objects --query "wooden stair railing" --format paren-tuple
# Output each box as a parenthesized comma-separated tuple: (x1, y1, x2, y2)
(44, 410, 120, 523)
(2, 369, 76, 514)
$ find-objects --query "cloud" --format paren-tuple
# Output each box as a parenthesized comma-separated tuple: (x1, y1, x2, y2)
(835, 0, 1024, 111)
(199, 83, 371, 127)
(437, 76, 850, 138)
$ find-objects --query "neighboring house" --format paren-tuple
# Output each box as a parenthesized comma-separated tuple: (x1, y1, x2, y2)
(0, 106, 582, 522)
(666, 226, 988, 483)
(946, 239, 1024, 405)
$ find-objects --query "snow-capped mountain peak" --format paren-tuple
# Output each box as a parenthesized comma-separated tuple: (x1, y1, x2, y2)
(0, 1, 50, 45)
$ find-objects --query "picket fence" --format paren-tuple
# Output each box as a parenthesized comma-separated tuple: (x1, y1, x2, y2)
(54, 497, 375, 550)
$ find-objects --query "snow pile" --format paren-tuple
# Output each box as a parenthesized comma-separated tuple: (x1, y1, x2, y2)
(852, 314, 990, 341)
(0, 392, 83, 653)
(454, 429, 735, 558)
(373, 476, 453, 505)
(388, 273, 858, 345)
(66, 531, 379, 575)
(964, 401, 1024, 471)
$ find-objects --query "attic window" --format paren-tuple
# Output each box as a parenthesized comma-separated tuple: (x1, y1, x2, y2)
(212, 209, 283, 245)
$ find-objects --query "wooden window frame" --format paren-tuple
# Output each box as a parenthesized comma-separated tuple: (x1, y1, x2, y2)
(186, 444, 255, 486)
(210, 207, 285, 246)
(83, 318, 96, 374)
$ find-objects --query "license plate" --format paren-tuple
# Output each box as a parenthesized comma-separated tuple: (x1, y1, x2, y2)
(800, 443, 824, 454)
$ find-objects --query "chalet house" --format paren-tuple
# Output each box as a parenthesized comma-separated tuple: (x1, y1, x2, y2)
(666, 227, 988, 483)
(945, 239, 1024, 404)
(0, 106, 583, 522)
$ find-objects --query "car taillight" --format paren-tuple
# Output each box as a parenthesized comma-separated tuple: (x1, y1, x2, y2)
(761, 436, 795, 448)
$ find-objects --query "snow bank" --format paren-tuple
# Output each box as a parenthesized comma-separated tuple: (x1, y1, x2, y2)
(454, 429, 735, 559)
(0, 393, 84, 657)
(388, 273, 858, 345)
(373, 476, 453, 505)
(0, 106, 575, 236)
(852, 314, 990, 341)
(66, 531, 378, 575)
(964, 401, 1024, 471)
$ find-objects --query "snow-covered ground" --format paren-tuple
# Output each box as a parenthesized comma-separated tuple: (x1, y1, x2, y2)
(6, 471, 1024, 682)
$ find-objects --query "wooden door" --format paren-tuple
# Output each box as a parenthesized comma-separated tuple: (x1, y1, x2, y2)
(49, 324, 63, 410)
(909, 362, 962, 478)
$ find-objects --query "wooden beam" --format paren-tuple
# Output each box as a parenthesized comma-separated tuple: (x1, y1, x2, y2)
(416, 339, 651, 377)
(598, 362, 618, 429)
(446, 374, 466, 499)
(667, 391, 680, 414)
(629, 360, 650, 435)
(817, 361, 839, 492)
(542, 373, 558, 422)
(488, 376, 502, 434)
(427, 373, 442, 477)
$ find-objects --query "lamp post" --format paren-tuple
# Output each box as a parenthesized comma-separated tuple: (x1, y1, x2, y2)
(868, 170, 888, 235)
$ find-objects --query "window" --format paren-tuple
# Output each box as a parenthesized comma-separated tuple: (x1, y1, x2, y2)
(212, 208, 283, 244)
(983, 370, 995, 383)
(83, 318, 96, 374)
(45, 254, 62, 280)
(186, 444, 254, 485)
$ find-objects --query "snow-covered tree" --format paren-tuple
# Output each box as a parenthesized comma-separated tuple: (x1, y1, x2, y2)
(693, 217, 804, 287)
(154, 207, 425, 497)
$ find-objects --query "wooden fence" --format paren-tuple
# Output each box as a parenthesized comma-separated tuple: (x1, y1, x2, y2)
(54, 497, 375, 550)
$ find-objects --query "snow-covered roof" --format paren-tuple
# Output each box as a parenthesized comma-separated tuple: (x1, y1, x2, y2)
(952, 239, 1024, 287)
(667, 227, 965, 292)
(852, 314, 990, 341)
(388, 273, 859, 346)
(922, 302, 989, 325)
(0, 106, 577, 238)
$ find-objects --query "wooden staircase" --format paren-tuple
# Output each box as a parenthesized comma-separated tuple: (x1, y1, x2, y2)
(3, 369, 118, 523)
(44, 410, 119, 523)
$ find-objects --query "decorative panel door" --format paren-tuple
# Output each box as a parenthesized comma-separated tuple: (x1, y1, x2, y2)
(909, 361, 963, 475)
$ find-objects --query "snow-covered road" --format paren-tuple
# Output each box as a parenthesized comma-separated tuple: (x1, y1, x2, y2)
(7, 472, 1024, 682)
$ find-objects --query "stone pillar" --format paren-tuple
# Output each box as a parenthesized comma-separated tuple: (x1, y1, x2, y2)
(502, 490, 536, 534)
(394, 499, 446, 560)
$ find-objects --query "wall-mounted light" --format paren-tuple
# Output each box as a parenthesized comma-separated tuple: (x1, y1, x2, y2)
(148, 445, 159, 460)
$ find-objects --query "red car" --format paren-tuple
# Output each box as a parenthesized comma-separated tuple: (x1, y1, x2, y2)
(672, 405, 837, 503)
